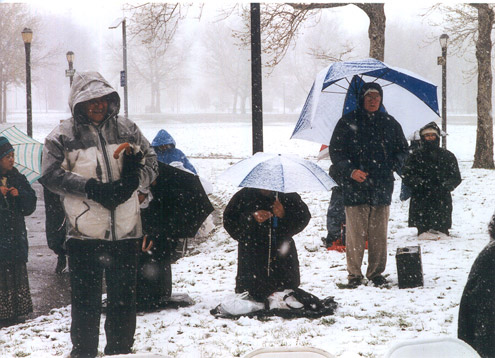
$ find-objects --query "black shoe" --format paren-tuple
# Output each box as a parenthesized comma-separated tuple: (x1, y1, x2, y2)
(371, 275, 388, 287)
(55, 255, 67, 274)
(347, 277, 363, 288)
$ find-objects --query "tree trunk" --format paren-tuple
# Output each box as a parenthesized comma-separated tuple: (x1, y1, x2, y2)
(240, 94, 247, 114)
(0, 69, 3, 124)
(472, 4, 495, 169)
(2, 82, 6, 123)
(356, 3, 386, 61)
(289, 3, 386, 61)
(156, 80, 162, 114)
(232, 89, 238, 114)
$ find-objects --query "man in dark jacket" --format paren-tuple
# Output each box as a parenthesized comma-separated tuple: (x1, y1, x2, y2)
(402, 122, 461, 236)
(458, 212, 495, 357)
(223, 188, 311, 301)
(329, 82, 408, 288)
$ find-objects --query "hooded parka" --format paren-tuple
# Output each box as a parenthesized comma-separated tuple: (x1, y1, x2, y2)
(40, 71, 158, 241)
(402, 122, 461, 233)
(329, 82, 409, 207)
(223, 188, 311, 301)
(151, 129, 197, 174)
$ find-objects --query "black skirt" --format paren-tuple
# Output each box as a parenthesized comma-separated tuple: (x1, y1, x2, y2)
(0, 261, 33, 320)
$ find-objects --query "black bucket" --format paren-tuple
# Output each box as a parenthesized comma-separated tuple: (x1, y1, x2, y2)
(396, 245, 424, 289)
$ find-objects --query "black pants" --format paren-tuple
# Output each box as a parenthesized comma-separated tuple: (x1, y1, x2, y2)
(136, 254, 172, 310)
(67, 239, 140, 358)
(326, 186, 346, 244)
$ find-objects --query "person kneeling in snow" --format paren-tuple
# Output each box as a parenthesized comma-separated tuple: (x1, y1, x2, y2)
(223, 188, 311, 302)
(458, 212, 495, 357)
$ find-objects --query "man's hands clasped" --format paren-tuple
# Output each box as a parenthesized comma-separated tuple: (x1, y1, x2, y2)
(85, 175, 139, 211)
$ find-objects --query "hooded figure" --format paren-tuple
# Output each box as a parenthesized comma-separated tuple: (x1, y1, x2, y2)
(223, 188, 311, 301)
(41, 71, 158, 241)
(329, 82, 408, 287)
(40, 71, 158, 357)
(402, 122, 461, 235)
(458, 212, 495, 357)
(151, 129, 197, 174)
(0, 136, 37, 324)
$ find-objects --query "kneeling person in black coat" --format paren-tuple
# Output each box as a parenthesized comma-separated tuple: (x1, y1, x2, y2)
(458, 212, 495, 357)
(223, 188, 311, 302)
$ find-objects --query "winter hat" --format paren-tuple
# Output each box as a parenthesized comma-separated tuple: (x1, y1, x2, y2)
(358, 82, 383, 109)
(420, 122, 441, 137)
(363, 88, 380, 97)
(0, 136, 14, 159)
(420, 127, 439, 137)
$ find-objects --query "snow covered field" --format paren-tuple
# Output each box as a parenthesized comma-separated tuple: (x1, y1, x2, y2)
(1, 113, 493, 358)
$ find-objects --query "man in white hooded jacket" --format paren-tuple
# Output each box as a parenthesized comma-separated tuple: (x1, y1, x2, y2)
(40, 71, 158, 357)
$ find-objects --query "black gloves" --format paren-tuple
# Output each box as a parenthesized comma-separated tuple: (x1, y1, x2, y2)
(85, 176, 139, 210)
(122, 148, 144, 179)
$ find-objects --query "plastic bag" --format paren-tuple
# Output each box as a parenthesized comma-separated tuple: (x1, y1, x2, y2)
(268, 289, 304, 310)
(217, 292, 265, 315)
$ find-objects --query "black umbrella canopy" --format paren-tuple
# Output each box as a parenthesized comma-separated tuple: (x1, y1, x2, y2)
(147, 162, 214, 239)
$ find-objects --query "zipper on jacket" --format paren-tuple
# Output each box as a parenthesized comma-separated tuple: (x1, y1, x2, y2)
(97, 127, 118, 241)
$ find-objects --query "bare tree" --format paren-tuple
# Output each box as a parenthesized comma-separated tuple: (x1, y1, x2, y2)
(471, 4, 494, 169)
(202, 21, 251, 114)
(231, 3, 385, 68)
(428, 4, 494, 169)
(124, 3, 189, 113)
(0, 4, 36, 123)
(0, 4, 58, 122)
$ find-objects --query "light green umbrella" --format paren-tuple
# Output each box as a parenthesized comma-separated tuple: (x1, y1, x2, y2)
(0, 124, 43, 183)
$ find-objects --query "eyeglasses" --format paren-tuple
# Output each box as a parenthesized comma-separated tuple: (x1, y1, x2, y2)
(365, 94, 381, 101)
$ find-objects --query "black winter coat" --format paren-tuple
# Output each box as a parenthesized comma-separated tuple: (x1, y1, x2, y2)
(0, 168, 37, 263)
(223, 188, 311, 301)
(458, 240, 495, 357)
(402, 141, 461, 232)
(329, 109, 408, 206)
(43, 186, 66, 256)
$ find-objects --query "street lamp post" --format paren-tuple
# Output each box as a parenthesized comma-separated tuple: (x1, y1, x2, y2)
(65, 51, 75, 87)
(21, 28, 33, 138)
(109, 18, 128, 119)
(438, 33, 449, 149)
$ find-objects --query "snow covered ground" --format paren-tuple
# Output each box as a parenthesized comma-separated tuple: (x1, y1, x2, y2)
(1, 113, 493, 358)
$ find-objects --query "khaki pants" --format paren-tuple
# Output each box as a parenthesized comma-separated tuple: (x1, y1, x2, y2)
(345, 205, 390, 280)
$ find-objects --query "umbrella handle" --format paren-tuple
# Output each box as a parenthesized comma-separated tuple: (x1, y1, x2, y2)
(267, 217, 272, 277)
(273, 192, 279, 228)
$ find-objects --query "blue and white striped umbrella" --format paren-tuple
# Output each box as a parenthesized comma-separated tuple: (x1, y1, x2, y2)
(291, 58, 440, 145)
(0, 124, 43, 183)
(218, 152, 336, 193)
